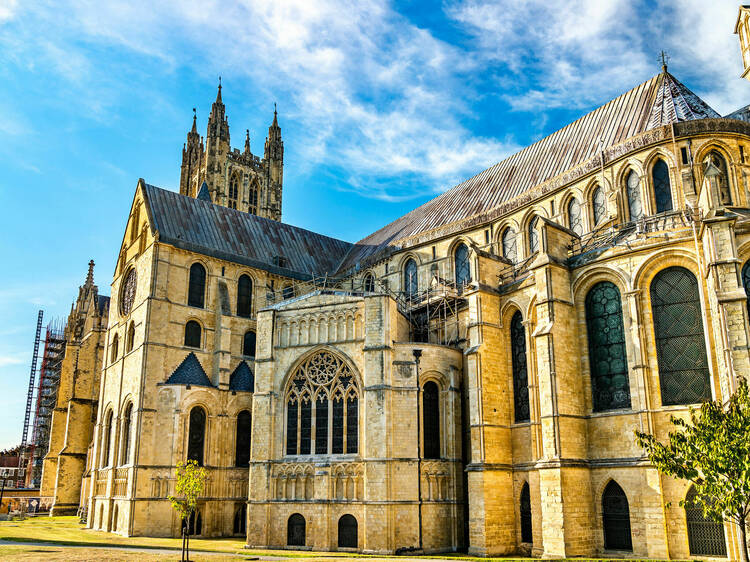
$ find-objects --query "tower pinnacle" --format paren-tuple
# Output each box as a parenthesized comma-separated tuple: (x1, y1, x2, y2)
(216, 76, 222, 103)
(85, 260, 95, 287)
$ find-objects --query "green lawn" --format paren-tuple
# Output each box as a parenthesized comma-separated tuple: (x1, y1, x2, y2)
(0, 516, 679, 561)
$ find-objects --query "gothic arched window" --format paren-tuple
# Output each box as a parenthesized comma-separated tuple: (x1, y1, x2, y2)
(422, 381, 440, 459)
(511, 311, 529, 423)
(235, 410, 252, 467)
(338, 514, 358, 549)
(282, 284, 295, 300)
(685, 485, 727, 556)
(111, 334, 119, 363)
(652, 159, 673, 213)
(592, 186, 607, 226)
(248, 180, 259, 215)
(228, 175, 239, 209)
(287, 513, 305, 546)
(243, 330, 256, 358)
(704, 150, 732, 205)
(567, 198, 583, 235)
(742, 260, 750, 318)
(626, 170, 643, 222)
(188, 263, 206, 308)
(363, 273, 375, 293)
(520, 482, 532, 543)
(585, 282, 630, 411)
(184, 321, 201, 348)
(120, 268, 137, 316)
(602, 481, 632, 551)
(285, 351, 359, 456)
(454, 243, 471, 288)
(404, 258, 418, 299)
(527, 217, 539, 255)
(237, 274, 253, 318)
(120, 402, 133, 465)
(651, 267, 711, 405)
(125, 322, 135, 353)
(187, 406, 206, 466)
(502, 228, 517, 263)
(102, 409, 113, 467)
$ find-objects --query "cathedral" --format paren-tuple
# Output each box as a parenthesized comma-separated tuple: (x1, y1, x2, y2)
(39, 11, 750, 559)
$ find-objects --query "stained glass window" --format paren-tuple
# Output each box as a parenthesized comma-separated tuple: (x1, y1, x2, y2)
(404, 259, 418, 298)
(184, 321, 201, 348)
(742, 260, 750, 318)
(188, 263, 206, 308)
(423, 381, 440, 459)
(520, 482, 532, 543)
(187, 406, 206, 466)
(652, 159, 673, 213)
(285, 351, 359, 456)
(602, 481, 632, 551)
(235, 410, 252, 467)
(528, 217, 539, 255)
(626, 171, 643, 221)
(237, 275, 253, 318)
(502, 228, 517, 263)
(454, 243, 471, 287)
(511, 311, 530, 422)
(592, 186, 606, 225)
(363, 273, 375, 292)
(120, 268, 137, 316)
(651, 267, 711, 405)
(568, 198, 583, 235)
(685, 485, 727, 556)
(585, 282, 630, 411)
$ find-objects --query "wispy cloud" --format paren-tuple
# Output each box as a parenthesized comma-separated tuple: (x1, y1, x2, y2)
(0, 355, 24, 368)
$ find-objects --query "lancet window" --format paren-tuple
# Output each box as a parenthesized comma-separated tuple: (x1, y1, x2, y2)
(237, 274, 253, 318)
(404, 258, 418, 299)
(248, 180, 259, 214)
(285, 351, 359, 456)
(592, 186, 606, 226)
(511, 311, 530, 422)
(228, 175, 239, 209)
(567, 198, 583, 236)
(652, 159, 673, 213)
(527, 217, 539, 255)
(454, 243, 471, 288)
(626, 171, 643, 221)
(502, 227, 517, 263)
(651, 267, 711, 405)
(703, 150, 732, 205)
(188, 263, 206, 308)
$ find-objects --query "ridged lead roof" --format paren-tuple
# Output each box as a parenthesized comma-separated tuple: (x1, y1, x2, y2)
(142, 182, 352, 279)
(335, 71, 719, 274)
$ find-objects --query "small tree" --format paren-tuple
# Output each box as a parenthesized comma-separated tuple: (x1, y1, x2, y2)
(169, 460, 208, 562)
(636, 379, 750, 562)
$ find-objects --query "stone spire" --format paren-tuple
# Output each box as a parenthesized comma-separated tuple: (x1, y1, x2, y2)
(244, 129, 251, 155)
(85, 260, 95, 287)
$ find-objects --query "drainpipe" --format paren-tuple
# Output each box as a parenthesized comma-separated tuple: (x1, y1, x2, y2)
(413, 348, 423, 552)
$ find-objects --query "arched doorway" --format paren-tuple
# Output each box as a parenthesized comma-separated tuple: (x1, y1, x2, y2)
(338, 514, 358, 548)
(602, 481, 632, 551)
(287, 513, 305, 547)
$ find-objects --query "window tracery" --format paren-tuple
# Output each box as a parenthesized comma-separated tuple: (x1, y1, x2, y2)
(454, 243, 471, 288)
(404, 258, 418, 298)
(285, 351, 359, 456)
(502, 228, 517, 263)
(120, 268, 137, 316)
(527, 217, 539, 255)
(592, 186, 606, 226)
(567, 198, 583, 235)
(626, 170, 643, 221)
(228, 175, 239, 209)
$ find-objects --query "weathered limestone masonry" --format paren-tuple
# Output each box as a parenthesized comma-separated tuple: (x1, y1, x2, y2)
(71, 61, 750, 559)
(41, 261, 109, 516)
(247, 293, 463, 553)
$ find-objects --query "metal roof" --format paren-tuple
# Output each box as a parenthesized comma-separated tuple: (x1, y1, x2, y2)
(163, 352, 213, 387)
(229, 361, 254, 392)
(334, 70, 719, 274)
(141, 182, 352, 279)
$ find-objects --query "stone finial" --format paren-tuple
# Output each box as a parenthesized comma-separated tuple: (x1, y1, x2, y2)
(85, 260, 95, 287)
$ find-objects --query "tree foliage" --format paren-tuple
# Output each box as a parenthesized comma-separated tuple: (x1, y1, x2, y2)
(168, 460, 207, 562)
(636, 379, 750, 562)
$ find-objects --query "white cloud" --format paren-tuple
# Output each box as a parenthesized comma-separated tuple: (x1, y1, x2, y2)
(0, 0, 18, 23)
(0, 355, 24, 368)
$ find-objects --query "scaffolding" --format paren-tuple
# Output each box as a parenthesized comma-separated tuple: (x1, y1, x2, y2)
(27, 320, 66, 488)
(254, 270, 467, 348)
(18, 311, 43, 487)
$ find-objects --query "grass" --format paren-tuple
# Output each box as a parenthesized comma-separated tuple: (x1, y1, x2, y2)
(0, 516, 679, 561)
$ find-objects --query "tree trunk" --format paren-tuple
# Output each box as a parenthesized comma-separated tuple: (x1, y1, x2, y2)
(181, 526, 186, 562)
(740, 514, 749, 562)
(186, 525, 190, 562)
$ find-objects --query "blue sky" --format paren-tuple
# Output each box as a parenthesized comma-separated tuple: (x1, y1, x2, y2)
(0, 0, 748, 449)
